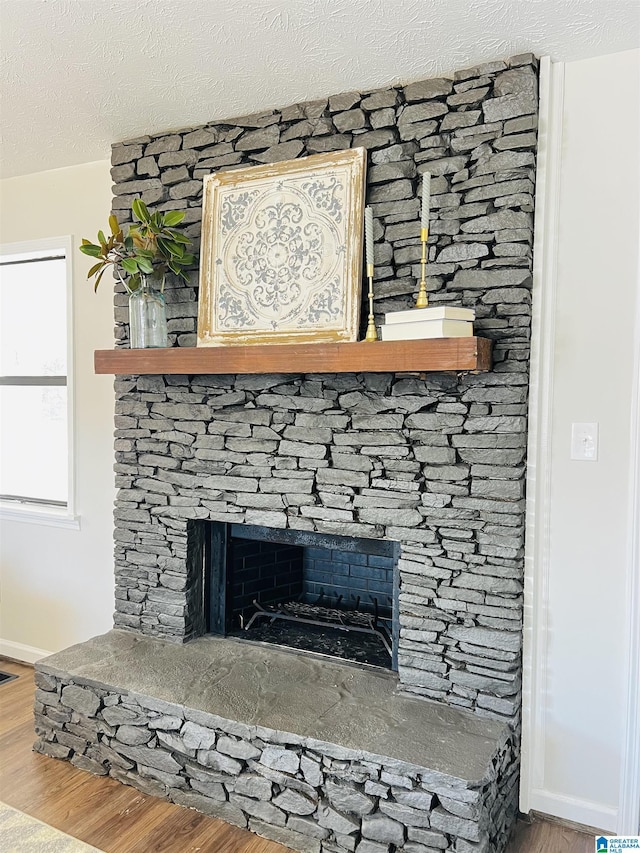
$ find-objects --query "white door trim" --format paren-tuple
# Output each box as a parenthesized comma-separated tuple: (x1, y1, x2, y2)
(617, 235, 640, 835)
(520, 55, 564, 817)
(522, 54, 640, 834)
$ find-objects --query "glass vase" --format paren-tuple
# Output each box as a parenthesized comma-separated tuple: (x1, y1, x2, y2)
(128, 277, 168, 349)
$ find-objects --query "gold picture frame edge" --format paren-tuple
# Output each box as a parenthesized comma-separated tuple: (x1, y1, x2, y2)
(196, 147, 367, 348)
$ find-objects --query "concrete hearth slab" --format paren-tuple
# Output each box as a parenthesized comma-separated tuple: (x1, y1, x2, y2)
(39, 629, 508, 784)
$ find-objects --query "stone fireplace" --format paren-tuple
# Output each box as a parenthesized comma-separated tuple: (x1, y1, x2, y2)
(34, 53, 537, 853)
(108, 365, 527, 724)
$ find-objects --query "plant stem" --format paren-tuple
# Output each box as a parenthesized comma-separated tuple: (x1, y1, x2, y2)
(114, 268, 134, 295)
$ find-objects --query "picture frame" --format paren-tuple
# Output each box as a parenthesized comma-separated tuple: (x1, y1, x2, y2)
(196, 148, 367, 347)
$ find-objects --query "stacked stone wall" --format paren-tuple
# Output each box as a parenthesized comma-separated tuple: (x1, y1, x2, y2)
(34, 668, 519, 853)
(111, 54, 538, 348)
(109, 54, 539, 729)
(114, 371, 525, 725)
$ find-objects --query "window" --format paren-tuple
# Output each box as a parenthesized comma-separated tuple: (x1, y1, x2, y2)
(0, 237, 77, 526)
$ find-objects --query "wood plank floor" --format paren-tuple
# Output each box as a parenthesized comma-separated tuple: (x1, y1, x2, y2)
(0, 659, 598, 853)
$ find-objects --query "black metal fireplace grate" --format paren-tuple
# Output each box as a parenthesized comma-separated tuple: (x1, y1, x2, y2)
(231, 613, 392, 669)
(243, 596, 392, 656)
(235, 622, 391, 668)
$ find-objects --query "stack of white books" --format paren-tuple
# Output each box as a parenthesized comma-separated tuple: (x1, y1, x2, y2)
(379, 306, 475, 341)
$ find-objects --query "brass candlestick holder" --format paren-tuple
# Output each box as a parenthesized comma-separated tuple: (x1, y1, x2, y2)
(415, 226, 429, 308)
(364, 262, 378, 341)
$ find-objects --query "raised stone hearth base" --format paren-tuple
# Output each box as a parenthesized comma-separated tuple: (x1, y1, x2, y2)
(34, 631, 518, 853)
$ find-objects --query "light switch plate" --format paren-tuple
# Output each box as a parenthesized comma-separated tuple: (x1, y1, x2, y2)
(571, 422, 599, 461)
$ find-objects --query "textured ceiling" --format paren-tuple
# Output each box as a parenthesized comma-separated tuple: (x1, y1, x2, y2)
(1, 0, 639, 178)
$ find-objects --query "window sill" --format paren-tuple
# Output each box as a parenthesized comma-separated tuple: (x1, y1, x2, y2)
(0, 503, 80, 530)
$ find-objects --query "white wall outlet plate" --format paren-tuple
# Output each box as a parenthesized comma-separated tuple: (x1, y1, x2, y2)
(571, 422, 599, 461)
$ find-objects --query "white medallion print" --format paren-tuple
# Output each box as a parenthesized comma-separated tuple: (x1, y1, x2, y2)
(216, 173, 346, 331)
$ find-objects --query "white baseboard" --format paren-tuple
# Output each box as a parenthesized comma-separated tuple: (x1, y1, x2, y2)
(529, 789, 618, 834)
(0, 638, 53, 664)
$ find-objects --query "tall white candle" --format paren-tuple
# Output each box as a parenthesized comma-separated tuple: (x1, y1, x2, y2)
(421, 172, 431, 230)
(365, 206, 374, 268)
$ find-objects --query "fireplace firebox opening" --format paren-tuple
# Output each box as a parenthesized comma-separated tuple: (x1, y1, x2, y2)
(204, 522, 399, 670)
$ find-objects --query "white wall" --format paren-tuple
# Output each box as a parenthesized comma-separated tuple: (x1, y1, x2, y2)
(0, 160, 116, 659)
(523, 49, 640, 832)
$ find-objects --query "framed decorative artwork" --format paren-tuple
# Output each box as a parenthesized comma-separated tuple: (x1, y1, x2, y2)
(196, 148, 367, 347)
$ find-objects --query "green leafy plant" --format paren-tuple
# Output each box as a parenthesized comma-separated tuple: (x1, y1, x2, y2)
(80, 198, 195, 293)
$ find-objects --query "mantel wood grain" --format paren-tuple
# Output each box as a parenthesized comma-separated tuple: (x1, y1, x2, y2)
(94, 337, 492, 376)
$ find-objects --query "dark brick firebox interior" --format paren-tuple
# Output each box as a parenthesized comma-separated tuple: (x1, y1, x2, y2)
(204, 522, 399, 669)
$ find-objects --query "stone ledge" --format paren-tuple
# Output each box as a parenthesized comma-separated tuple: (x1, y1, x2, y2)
(39, 630, 506, 786)
(34, 630, 519, 853)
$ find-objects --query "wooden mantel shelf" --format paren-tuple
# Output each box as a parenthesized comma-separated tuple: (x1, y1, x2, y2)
(94, 337, 492, 376)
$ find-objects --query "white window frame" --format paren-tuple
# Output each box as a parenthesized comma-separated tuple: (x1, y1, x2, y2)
(0, 235, 79, 529)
